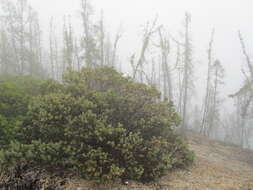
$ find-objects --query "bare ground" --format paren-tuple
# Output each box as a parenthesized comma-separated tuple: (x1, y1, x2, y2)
(65, 132, 253, 190)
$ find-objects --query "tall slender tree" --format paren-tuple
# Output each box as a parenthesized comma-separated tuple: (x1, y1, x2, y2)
(181, 12, 193, 130)
(158, 28, 173, 101)
(201, 29, 215, 134)
(229, 31, 253, 147)
(63, 16, 74, 71)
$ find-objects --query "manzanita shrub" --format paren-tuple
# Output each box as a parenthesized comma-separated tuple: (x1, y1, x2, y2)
(0, 76, 43, 148)
(0, 67, 194, 183)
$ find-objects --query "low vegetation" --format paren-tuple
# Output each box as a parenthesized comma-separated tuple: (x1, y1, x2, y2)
(0, 67, 193, 188)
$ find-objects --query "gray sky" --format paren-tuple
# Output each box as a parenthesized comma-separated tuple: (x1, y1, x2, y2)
(29, 0, 253, 109)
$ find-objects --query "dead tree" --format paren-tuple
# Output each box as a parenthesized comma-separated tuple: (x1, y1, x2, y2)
(238, 31, 253, 78)
(206, 59, 224, 137)
(63, 16, 74, 71)
(181, 12, 193, 130)
(132, 18, 159, 82)
(229, 31, 253, 148)
(0, 27, 12, 74)
(158, 28, 173, 101)
(74, 38, 81, 71)
(1, 0, 43, 76)
(201, 29, 215, 135)
(175, 43, 184, 114)
(99, 11, 105, 66)
(112, 28, 123, 68)
(80, 0, 99, 68)
(49, 17, 60, 79)
(49, 18, 55, 78)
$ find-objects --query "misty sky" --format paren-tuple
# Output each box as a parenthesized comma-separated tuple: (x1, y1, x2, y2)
(28, 0, 253, 110)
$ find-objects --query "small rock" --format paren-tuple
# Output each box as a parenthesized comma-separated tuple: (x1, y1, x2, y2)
(123, 181, 129, 185)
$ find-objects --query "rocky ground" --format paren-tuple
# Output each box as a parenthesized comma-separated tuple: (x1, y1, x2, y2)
(65, 132, 253, 190)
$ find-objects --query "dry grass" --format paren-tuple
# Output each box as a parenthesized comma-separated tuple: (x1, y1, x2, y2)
(162, 132, 253, 190)
(64, 132, 253, 190)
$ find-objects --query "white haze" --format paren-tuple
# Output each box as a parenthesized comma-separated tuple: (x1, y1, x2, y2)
(29, 0, 253, 113)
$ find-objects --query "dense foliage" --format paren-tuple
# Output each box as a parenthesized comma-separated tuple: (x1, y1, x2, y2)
(0, 67, 193, 183)
(0, 76, 43, 147)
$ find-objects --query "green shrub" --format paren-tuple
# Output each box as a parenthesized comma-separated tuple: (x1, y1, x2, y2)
(0, 76, 44, 148)
(0, 67, 194, 182)
(0, 115, 10, 147)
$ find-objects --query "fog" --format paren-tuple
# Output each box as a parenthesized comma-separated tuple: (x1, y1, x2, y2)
(29, 0, 253, 97)
(1, 0, 253, 148)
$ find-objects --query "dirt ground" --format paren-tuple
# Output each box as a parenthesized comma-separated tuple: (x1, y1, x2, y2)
(65, 132, 253, 190)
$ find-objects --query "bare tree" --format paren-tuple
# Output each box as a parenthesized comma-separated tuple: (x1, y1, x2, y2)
(49, 18, 55, 78)
(206, 60, 224, 137)
(158, 28, 173, 101)
(238, 31, 253, 78)
(132, 18, 159, 82)
(201, 29, 215, 135)
(80, 0, 99, 68)
(74, 38, 81, 71)
(181, 12, 193, 130)
(228, 31, 253, 148)
(63, 16, 74, 71)
(229, 90, 253, 148)
(99, 11, 105, 66)
(49, 17, 60, 79)
(175, 43, 184, 114)
(0, 0, 44, 76)
(112, 28, 123, 68)
(0, 27, 13, 74)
